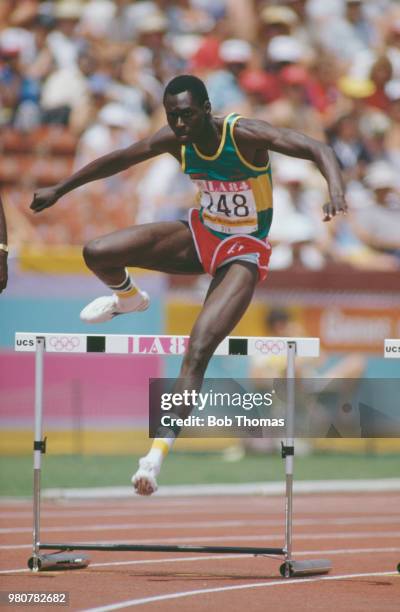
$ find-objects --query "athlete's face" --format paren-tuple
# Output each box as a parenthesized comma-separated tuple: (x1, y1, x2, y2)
(164, 91, 210, 143)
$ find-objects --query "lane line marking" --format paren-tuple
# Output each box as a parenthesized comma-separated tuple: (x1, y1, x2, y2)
(3, 513, 400, 527)
(3, 516, 400, 535)
(40, 478, 400, 500)
(81, 571, 399, 611)
(2, 531, 400, 549)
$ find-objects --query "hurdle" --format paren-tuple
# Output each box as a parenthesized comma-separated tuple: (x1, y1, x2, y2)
(15, 331, 331, 578)
(384, 339, 400, 358)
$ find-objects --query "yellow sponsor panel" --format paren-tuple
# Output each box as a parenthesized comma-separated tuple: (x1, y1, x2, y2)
(0, 430, 237, 455)
(19, 245, 158, 276)
(3, 431, 399, 455)
(166, 299, 302, 337)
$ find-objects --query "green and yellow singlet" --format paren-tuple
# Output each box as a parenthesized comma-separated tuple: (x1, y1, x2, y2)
(181, 112, 273, 239)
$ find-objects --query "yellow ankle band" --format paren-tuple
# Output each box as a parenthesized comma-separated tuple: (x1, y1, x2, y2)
(117, 286, 138, 299)
(152, 440, 170, 456)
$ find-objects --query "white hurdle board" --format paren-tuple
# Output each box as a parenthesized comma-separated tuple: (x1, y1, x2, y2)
(15, 332, 320, 358)
(384, 339, 400, 358)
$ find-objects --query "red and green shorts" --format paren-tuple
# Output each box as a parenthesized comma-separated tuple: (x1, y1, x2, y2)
(188, 208, 271, 282)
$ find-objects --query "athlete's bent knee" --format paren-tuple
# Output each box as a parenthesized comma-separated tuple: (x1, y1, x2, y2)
(82, 239, 108, 269)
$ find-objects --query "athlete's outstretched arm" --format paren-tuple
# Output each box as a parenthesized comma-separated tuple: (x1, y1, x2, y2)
(30, 126, 177, 213)
(239, 119, 347, 221)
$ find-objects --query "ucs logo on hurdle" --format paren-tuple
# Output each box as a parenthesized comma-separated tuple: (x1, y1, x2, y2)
(15, 334, 84, 352)
(15, 337, 35, 348)
(384, 339, 400, 358)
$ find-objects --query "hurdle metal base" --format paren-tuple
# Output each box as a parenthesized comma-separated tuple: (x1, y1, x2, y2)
(28, 552, 90, 572)
(34, 544, 331, 578)
(279, 559, 332, 578)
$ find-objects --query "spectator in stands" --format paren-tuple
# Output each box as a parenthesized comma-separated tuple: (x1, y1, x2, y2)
(239, 68, 280, 107)
(336, 75, 377, 120)
(0, 46, 24, 125)
(46, 0, 84, 69)
(384, 79, 400, 168)
(3, 53, 37, 130)
(223, 306, 307, 460)
(262, 64, 325, 140)
(135, 10, 183, 83)
(0, 3, 37, 67)
(268, 157, 328, 269)
(74, 102, 146, 171)
(40, 51, 92, 128)
(258, 5, 299, 49)
(279, 0, 317, 47)
(367, 55, 393, 112)
(317, 0, 376, 62)
(27, 10, 57, 83)
(206, 39, 253, 113)
(328, 113, 372, 182)
(305, 52, 341, 125)
(161, 0, 216, 36)
(350, 161, 400, 266)
(360, 111, 392, 163)
(385, 20, 400, 79)
(120, 46, 163, 113)
(80, 0, 117, 41)
(264, 34, 306, 75)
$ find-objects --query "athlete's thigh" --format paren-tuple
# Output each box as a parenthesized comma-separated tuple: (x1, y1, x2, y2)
(191, 261, 258, 343)
(93, 220, 203, 274)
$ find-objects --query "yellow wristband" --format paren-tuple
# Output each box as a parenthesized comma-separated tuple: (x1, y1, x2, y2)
(0, 244, 8, 253)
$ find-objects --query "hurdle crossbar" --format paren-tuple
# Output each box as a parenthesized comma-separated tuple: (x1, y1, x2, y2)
(39, 543, 284, 555)
(15, 332, 319, 357)
(15, 332, 332, 578)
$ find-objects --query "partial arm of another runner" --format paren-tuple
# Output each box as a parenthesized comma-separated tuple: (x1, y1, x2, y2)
(0, 195, 8, 292)
(237, 119, 347, 222)
(30, 126, 178, 213)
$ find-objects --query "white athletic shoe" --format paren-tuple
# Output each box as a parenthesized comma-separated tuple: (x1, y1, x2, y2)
(131, 458, 160, 496)
(80, 291, 150, 324)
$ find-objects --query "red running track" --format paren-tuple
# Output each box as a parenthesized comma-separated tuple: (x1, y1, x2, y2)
(1, 492, 399, 611)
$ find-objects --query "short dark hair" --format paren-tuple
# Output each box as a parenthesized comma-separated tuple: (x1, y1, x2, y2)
(266, 308, 290, 330)
(163, 74, 209, 106)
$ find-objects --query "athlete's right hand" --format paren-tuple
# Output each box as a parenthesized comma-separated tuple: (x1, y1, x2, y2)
(30, 186, 60, 213)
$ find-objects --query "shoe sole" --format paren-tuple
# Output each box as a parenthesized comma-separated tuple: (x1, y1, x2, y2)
(132, 471, 157, 496)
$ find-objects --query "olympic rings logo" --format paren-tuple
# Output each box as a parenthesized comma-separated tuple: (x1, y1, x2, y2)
(255, 340, 286, 355)
(49, 336, 80, 352)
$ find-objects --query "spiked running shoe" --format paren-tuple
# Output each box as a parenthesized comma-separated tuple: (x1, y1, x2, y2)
(80, 291, 150, 323)
(131, 458, 159, 496)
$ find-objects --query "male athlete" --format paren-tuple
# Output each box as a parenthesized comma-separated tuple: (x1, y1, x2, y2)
(30, 75, 347, 495)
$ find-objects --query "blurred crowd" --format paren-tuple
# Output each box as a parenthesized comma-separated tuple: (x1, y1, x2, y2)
(1, 0, 400, 270)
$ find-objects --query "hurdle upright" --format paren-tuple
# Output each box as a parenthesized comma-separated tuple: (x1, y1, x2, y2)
(15, 331, 331, 578)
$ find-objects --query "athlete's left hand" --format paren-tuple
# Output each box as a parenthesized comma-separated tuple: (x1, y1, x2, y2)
(322, 196, 348, 222)
(0, 252, 7, 292)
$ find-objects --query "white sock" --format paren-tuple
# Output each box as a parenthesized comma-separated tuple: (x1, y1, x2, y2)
(143, 437, 176, 471)
(109, 269, 139, 299)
